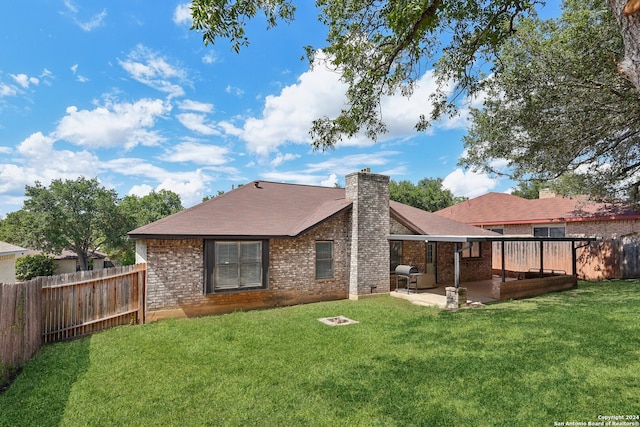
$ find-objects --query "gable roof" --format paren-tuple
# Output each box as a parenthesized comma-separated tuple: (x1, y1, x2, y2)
(0, 241, 27, 256)
(390, 201, 497, 237)
(128, 180, 494, 239)
(434, 192, 640, 226)
(129, 181, 351, 238)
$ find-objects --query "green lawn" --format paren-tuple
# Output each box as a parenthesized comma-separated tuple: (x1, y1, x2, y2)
(1, 281, 639, 426)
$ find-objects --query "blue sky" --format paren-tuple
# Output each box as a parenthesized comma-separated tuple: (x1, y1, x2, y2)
(0, 0, 560, 217)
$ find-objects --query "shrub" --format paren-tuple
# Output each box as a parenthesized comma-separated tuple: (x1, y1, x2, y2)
(15, 254, 55, 281)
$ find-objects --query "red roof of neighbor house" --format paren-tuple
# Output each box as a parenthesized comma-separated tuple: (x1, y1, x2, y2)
(128, 180, 495, 239)
(433, 192, 640, 226)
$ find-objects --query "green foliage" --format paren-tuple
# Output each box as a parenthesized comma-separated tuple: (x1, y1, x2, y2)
(0, 210, 39, 248)
(462, 0, 640, 201)
(190, 0, 540, 149)
(15, 254, 55, 281)
(111, 190, 183, 265)
(22, 177, 127, 271)
(390, 178, 464, 211)
(1, 281, 639, 425)
(511, 180, 546, 200)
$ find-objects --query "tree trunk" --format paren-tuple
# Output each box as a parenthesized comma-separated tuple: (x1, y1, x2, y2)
(77, 251, 89, 271)
(610, 0, 640, 89)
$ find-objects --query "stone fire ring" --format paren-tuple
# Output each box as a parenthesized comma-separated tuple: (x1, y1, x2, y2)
(317, 315, 359, 326)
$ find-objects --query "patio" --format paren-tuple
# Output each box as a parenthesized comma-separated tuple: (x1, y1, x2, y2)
(391, 272, 578, 308)
(391, 276, 505, 308)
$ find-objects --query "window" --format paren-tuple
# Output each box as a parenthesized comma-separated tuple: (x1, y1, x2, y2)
(426, 242, 435, 264)
(461, 242, 481, 258)
(488, 227, 504, 235)
(533, 226, 566, 237)
(204, 240, 268, 293)
(316, 241, 334, 279)
(390, 241, 403, 272)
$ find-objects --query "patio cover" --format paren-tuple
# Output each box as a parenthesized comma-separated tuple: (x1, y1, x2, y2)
(387, 235, 598, 287)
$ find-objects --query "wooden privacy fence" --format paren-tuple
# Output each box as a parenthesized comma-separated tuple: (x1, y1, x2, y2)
(492, 235, 640, 280)
(1, 264, 146, 385)
(0, 280, 42, 385)
(42, 264, 146, 343)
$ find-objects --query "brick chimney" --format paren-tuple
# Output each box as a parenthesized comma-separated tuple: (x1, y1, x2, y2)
(345, 169, 390, 299)
(539, 188, 557, 199)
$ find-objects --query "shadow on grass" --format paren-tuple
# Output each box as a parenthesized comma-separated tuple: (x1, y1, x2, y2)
(0, 338, 91, 427)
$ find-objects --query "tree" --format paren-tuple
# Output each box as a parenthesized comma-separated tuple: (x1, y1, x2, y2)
(461, 0, 640, 201)
(190, 0, 640, 151)
(15, 254, 55, 281)
(114, 190, 184, 265)
(511, 174, 595, 200)
(511, 181, 546, 200)
(0, 210, 40, 248)
(389, 178, 464, 211)
(191, 0, 541, 149)
(120, 190, 183, 228)
(22, 177, 128, 271)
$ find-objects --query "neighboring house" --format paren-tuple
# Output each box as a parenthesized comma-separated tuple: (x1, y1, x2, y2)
(0, 241, 27, 283)
(21, 249, 109, 273)
(434, 191, 640, 279)
(129, 171, 497, 320)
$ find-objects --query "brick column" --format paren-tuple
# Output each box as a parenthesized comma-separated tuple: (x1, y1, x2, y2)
(345, 170, 390, 298)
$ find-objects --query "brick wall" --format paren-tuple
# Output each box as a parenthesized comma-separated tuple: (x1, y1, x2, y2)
(437, 241, 493, 285)
(346, 171, 390, 297)
(143, 212, 352, 316)
(145, 239, 204, 311)
(500, 219, 640, 239)
(269, 210, 350, 300)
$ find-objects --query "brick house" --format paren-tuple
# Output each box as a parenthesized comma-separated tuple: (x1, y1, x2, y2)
(434, 192, 640, 279)
(129, 171, 497, 320)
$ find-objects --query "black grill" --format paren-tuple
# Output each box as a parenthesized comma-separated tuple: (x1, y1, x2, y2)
(395, 264, 419, 277)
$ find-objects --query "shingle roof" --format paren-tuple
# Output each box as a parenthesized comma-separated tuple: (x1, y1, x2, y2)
(129, 181, 351, 238)
(0, 241, 26, 256)
(128, 180, 495, 239)
(434, 192, 640, 225)
(390, 201, 497, 236)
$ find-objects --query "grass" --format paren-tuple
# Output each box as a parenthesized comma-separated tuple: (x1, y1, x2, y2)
(1, 281, 639, 426)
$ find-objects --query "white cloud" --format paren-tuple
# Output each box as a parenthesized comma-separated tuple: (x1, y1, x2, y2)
(270, 152, 300, 167)
(225, 85, 245, 97)
(0, 83, 17, 97)
(10, 73, 39, 89)
(157, 172, 207, 207)
(259, 171, 334, 186)
(176, 113, 220, 135)
(159, 141, 231, 166)
(305, 151, 401, 176)
(64, 1, 107, 31)
(54, 98, 171, 150)
(173, 3, 192, 25)
(320, 173, 338, 187)
(0, 132, 101, 211)
(442, 168, 497, 198)
(202, 51, 218, 65)
(178, 99, 214, 113)
(119, 45, 188, 98)
(128, 184, 154, 197)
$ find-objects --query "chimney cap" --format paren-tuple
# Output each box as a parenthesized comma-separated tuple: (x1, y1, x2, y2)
(360, 167, 371, 173)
